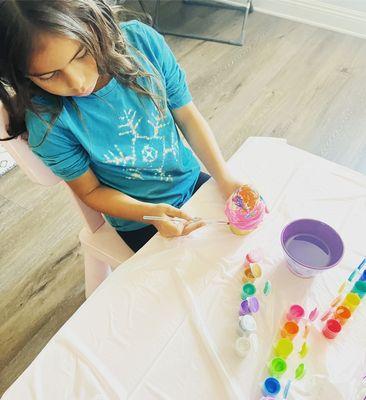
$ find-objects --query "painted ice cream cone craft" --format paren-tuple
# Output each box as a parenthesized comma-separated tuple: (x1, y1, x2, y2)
(225, 185, 268, 235)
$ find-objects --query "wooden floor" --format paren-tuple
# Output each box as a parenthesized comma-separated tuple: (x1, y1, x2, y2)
(1, 6, 366, 395)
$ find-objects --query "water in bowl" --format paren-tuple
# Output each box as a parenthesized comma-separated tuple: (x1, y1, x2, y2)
(285, 233, 331, 268)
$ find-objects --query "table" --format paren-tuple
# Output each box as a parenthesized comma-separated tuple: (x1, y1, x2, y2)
(2, 137, 366, 400)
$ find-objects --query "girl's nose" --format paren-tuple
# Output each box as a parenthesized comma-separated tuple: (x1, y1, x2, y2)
(64, 65, 85, 91)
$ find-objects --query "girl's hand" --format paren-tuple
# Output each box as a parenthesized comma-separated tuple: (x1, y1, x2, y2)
(217, 177, 244, 199)
(151, 203, 205, 238)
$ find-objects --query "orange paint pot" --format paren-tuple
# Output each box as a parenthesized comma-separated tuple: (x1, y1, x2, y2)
(244, 266, 255, 280)
(334, 305, 351, 325)
(242, 261, 262, 285)
(242, 274, 255, 284)
(280, 321, 299, 340)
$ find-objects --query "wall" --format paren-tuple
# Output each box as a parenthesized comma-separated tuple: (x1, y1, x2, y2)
(254, 0, 366, 39)
(321, 0, 366, 13)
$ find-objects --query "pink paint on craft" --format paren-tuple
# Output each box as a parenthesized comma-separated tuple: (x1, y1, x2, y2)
(224, 185, 268, 235)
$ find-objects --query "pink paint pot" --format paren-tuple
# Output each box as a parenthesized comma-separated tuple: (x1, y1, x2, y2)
(286, 304, 305, 322)
(322, 318, 342, 339)
(246, 249, 261, 263)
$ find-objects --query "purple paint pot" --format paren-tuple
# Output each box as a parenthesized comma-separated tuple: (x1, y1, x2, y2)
(248, 296, 260, 313)
(281, 219, 344, 278)
(239, 297, 259, 316)
(239, 300, 251, 316)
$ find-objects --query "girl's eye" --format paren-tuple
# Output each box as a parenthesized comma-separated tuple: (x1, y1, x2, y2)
(36, 47, 87, 82)
(38, 71, 58, 81)
(76, 48, 88, 60)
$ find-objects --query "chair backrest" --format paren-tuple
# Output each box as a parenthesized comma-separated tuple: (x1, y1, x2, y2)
(0, 104, 60, 186)
(0, 102, 105, 233)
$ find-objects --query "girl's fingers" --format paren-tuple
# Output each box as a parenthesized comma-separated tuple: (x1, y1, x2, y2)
(155, 204, 204, 237)
(165, 205, 192, 222)
(181, 220, 205, 236)
(162, 221, 184, 237)
(159, 220, 204, 237)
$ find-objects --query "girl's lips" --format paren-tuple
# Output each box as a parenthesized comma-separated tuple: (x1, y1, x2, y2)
(75, 78, 98, 97)
(75, 86, 94, 97)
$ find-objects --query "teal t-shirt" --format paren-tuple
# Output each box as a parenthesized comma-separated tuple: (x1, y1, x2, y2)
(26, 20, 201, 231)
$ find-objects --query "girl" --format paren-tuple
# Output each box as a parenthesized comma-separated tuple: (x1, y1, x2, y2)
(0, 0, 242, 252)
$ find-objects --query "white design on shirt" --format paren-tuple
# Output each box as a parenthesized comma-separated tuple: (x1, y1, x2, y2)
(142, 145, 158, 163)
(103, 108, 179, 182)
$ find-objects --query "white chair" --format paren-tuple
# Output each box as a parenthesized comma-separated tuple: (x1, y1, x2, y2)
(0, 102, 134, 298)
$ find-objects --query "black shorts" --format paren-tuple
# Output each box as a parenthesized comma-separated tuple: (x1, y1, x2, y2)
(117, 172, 211, 252)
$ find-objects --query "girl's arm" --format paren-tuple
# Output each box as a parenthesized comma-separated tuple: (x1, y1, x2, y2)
(66, 169, 204, 237)
(172, 102, 243, 199)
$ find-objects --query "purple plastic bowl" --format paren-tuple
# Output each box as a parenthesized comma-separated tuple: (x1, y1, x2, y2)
(281, 219, 344, 278)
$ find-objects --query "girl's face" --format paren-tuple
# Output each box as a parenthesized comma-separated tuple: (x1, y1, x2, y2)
(28, 31, 101, 97)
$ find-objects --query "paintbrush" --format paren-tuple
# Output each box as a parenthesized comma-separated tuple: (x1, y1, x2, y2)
(321, 258, 366, 321)
(143, 216, 229, 225)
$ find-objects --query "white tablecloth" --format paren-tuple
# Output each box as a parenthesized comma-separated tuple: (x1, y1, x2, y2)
(3, 138, 366, 400)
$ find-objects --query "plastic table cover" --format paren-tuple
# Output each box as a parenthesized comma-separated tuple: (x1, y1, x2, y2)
(2, 137, 366, 400)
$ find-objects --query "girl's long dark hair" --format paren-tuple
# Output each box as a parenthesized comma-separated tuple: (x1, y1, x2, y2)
(0, 0, 164, 140)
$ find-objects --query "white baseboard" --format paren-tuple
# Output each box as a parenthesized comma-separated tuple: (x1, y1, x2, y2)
(254, 0, 366, 39)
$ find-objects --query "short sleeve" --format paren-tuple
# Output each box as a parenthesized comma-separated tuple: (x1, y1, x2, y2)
(136, 22, 193, 110)
(25, 110, 90, 181)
